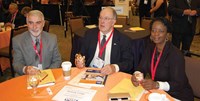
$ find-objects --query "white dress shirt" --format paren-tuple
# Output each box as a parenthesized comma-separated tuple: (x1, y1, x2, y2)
(89, 30, 119, 72)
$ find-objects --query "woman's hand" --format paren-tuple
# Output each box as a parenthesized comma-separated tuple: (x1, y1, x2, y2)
(140, 79, 158, 90)
(131, 74, 140, 87)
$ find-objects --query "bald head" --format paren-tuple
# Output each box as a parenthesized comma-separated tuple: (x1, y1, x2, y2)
(100, 7, 117, 20)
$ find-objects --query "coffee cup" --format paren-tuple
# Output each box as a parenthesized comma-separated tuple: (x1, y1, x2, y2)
(148, 93, 164, 101)
(61, 61, 72, 80)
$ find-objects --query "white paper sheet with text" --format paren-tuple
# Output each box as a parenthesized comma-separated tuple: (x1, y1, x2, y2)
(52, 85, 96, 101)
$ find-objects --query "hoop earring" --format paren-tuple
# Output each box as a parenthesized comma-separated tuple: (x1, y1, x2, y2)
(166, 37, 168, 41)
(150, 35, 153, 41)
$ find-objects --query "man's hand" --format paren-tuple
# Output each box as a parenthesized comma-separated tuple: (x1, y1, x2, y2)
(190, 10, 197, 16)
(75, 59, 85, 69)
(183, 9, 192, 15)
(101, 64, 116, 75)
(25, 66, 40, 75)
(75, 54, 85, 69)
(5, 22, 12, 27)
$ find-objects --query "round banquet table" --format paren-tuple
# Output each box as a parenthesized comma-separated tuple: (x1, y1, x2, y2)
(0, 68, 174, 101)
(0, 30, 11, 71)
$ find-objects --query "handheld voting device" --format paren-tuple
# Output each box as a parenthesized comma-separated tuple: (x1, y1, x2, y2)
(108, 93, 131, 101)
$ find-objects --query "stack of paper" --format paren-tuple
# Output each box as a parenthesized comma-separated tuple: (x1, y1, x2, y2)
(114, 25, 123, 28)
(85, 25, 97, 29)
(109, 78, 145, 101)
(129, 27, 145, 31)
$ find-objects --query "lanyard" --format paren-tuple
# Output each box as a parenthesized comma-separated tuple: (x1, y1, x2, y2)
(98, 29, 114, 57)
(10, 11, 17, 23)
(32, 38, 43, 63)
(151, 47, 163, 80)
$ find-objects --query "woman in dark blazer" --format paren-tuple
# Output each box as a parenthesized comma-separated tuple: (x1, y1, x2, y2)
(131, 17, 193, 101)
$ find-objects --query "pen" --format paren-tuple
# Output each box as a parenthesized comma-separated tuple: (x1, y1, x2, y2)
(41, 74, 48, 81)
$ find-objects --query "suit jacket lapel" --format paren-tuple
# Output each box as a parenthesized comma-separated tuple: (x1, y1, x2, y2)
(41, 32, 47, 65)
(110, 29, 119, 63)
(24, 31, 35, 63)
(158, 41, 170, 66)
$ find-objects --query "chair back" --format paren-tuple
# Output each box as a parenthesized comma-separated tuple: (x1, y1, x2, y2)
(10, 26, 28, 76)
(69, 17, 84, 34)
(115, 15, 128, 25)
(43, 20, 50, 32)
(10, 27, 28, 56)
(141, 17, 152, 30)
(185, 57, 200, 98)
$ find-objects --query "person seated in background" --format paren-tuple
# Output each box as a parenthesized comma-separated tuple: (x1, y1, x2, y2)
(20, 6, 32, 27)
(75, 7, 133, 75)
(13, 10, 62, 75)
(131, 17, 193, 101)
(4, 3, 26, 28)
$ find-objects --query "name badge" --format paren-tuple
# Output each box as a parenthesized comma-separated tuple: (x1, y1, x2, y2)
(38, 64, 43, 70)
(144, 0, 148, 4)
(91, 57, 105, 68)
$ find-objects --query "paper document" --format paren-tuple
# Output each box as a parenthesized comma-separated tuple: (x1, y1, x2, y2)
(129, 27, 145, 31)
(68, 71, 92, 88)
(52, 85, 96, 101)
(85, 25, 97, 29)
(114, 25, 123, 28)
(109, 78, 145, 101)
(78, 69, 107, 87)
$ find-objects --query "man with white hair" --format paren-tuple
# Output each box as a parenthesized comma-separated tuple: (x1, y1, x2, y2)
(75, 7, 133, 75)
(13, 10, 62, 75)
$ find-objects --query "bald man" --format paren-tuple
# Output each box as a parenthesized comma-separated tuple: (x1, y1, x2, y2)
(75, 7, 133, 75)
(5, 3, 26, 28)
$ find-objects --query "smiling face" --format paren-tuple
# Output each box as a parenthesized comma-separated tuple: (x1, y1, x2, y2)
(27, 11, 45, 37)
(151, 21, 169, 46)
(98, 8, 116, 34)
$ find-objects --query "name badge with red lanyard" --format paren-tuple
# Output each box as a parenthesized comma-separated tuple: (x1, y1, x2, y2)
(90, 29, 114, 68)
(32, 38, 43, 70)
(151, 47, 163, 80)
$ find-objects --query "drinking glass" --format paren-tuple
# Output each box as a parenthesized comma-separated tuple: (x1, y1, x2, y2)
(27, 73, 40, 96)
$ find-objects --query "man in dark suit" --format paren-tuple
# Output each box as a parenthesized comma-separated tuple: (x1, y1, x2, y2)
(75, 7, 133, 75)
(13, 10, 62, 75)
(5, 3, 26, 28)
(168, 0, 200, 56)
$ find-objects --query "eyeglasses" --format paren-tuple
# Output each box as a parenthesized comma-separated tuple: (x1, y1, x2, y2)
(151, 29, 166, 33)
(98, 17, 114, 21)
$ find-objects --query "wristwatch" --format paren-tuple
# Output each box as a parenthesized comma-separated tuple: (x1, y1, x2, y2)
(155, 81, 160, 89)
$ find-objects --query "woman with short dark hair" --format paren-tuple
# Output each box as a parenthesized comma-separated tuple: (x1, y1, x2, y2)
(131, 17, 194, 101)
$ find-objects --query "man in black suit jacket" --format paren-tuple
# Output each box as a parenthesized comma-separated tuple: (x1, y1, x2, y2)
(168, 0, 200, 56)
(5, 3, 26, 28)
(75, 7, 133, 75)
